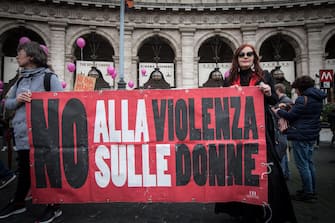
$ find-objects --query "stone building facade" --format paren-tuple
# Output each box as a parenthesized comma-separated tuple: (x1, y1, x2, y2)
(0, 0, 334, 96)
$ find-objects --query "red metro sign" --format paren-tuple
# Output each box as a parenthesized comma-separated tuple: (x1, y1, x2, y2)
(319, 69, 334, 82)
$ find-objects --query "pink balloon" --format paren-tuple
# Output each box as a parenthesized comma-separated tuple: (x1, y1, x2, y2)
(40, 44, 48, 55)
(76, 37, 86, 49)
(19, 36, 31, 45)
(61, 81, 67, 89)
(224, 70, 230, 78)
(67, 62, 76, 73)
(141, 68, 146, 76)
(128, 80, 134, 88)
(107, 66, 115, 76)
(111, 72, 117, 79)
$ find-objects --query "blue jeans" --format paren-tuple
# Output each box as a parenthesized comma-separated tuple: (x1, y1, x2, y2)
(291, 140, 316, 194)
(281, 154, 290, 179)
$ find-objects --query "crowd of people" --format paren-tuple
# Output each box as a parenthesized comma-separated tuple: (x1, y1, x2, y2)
(0, 40, 327, 223)
(272, 75, 326, 202)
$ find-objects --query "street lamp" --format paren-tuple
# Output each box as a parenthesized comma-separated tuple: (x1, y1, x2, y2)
(203, 35, 224, 87)
(88, 66, 99, 78)
(270, 33, 292, 96)
(151, 67, 163, 80)
(272, 65, 285, 81)
(88, 66, 111, 90)
(211, 35, 223, 79)
(143, 67, 170, 89)
(211, 67, 223, 81)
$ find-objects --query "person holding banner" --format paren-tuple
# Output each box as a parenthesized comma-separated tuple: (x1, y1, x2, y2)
(0, 41, 63, 223)
(215, 44, 297, 223)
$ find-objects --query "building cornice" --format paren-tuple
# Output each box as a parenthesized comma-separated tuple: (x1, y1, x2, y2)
(35, 0, 335, 11)
(0, 1, 334, 30)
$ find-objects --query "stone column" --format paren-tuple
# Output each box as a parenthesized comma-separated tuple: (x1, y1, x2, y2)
(305, 22, 324, 81)
(0, 48, 3, 82)
(241, 26, 257, 46)
(113, 55, 120, 88)
(180, 28, 195, 88)
(48, 22, 67, 80)
(132, 56, 139, 89)
(175, 56, 182, 88)
(65, 53, 74, 90)
(194, 56, 200, 87)
(296, 53, 309, 77)
(123, 26, 134, 88)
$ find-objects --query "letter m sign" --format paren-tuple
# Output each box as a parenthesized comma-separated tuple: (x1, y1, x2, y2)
(319, 69, 333, 82)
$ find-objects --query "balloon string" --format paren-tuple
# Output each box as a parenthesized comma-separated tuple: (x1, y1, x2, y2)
(81, 48, 83, 61)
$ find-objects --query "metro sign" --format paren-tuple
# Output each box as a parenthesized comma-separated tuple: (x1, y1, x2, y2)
(319, 69, 334, 82)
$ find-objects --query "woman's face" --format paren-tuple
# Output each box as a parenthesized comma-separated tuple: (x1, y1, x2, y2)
(16, 49, 34, 68)
(237, 46, 255, 70)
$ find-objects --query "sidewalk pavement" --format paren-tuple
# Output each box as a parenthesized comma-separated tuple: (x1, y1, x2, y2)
(0, 141, 334, 223)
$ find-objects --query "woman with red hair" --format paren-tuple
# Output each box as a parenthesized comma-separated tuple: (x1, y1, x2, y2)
(215, 44, 297, 223)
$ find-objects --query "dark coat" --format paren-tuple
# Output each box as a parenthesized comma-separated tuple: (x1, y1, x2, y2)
(277, 87, 327, 141)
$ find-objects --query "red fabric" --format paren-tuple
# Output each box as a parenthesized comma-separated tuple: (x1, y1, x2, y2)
(27, 87, 267, 205)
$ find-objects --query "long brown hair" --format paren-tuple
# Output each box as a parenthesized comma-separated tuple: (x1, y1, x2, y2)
(227, 43, 264, 84)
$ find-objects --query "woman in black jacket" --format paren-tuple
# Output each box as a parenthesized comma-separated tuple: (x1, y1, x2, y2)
(215, 43, 297, 223)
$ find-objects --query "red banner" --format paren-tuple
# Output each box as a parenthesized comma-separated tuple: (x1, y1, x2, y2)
(26, 87, 267, 205)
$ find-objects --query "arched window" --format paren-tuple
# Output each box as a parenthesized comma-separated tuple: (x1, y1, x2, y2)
(137, 35, 175, 88)
(325, 35, 335, 59)
(198, 35, 233, 87)
(1, 27, 44, 82)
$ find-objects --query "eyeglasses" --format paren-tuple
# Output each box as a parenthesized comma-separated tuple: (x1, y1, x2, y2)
(238, 51, 254, 58)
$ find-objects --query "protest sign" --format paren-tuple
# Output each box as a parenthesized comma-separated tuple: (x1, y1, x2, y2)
(26, 87, 267, 205)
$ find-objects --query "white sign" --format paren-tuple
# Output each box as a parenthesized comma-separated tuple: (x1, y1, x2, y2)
(198, 63, 231, 86)
(3, 56, 18, 83)
(139, 63, 175, 87)
(325, 59, 335, 70)
(322, 82, 331, 88)
(260, 61, 295, 84)
(76, 60, 115, 87)
(198, 61, 295, 87)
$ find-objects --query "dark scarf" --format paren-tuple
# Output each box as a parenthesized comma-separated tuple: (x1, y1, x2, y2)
(233, 68, 260, 86)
